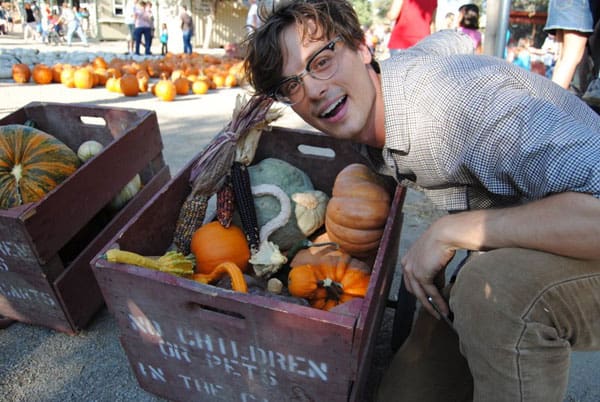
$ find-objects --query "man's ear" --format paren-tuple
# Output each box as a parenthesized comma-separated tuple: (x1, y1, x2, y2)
(358, 42, 373, 64)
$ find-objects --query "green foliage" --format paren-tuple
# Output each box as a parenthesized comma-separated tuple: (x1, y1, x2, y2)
(351, 0, 373, 27)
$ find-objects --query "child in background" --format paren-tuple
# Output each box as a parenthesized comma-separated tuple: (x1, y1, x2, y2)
(160, 23, 168, 55)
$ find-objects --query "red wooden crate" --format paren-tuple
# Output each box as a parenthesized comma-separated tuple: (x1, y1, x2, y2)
(0, 102, 171, 334)
(93, 126, 405, 401)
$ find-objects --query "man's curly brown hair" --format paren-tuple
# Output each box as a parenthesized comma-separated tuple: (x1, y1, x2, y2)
(243, 0, 366, 97)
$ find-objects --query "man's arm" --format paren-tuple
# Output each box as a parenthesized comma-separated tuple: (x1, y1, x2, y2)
(402, 191, 600, 318)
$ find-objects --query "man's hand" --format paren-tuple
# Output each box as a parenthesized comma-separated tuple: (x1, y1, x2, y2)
(401, 219, 457, 318)
(401, 192, 600, 319)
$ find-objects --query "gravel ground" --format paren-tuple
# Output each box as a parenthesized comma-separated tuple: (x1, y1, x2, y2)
(1, 36, 598, 402)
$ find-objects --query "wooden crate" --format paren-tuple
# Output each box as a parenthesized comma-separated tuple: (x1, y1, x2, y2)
(0, 102, 171, 334)
(93, 126, 405, 401)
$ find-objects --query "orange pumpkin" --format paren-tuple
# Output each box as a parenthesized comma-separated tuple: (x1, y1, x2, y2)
(192, 79, 209, 95)
(73, 67, 94, 89)
(224, 74, 238, 88)
(288, 247, 371, 311)
(32, 64, 53, 85)
(51, 64, 63, 83)
(12, 64, 31, 83)
(154, 78, 176, 101)
(60, 66, 76, 88)
(190, 222, 250, 274)
(119, 73, 139, 96)
(325, 164, 391, 256)
(173, 77, 190, 95)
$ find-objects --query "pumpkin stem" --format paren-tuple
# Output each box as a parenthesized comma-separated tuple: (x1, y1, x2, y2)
(10, 164, 24, 205)
(318, 278, 344, 301)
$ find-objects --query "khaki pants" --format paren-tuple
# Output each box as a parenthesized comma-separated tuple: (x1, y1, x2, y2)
(378, 248, 600, 402)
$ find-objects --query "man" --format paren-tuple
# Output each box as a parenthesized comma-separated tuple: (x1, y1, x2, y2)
(243, 1, 600, 401)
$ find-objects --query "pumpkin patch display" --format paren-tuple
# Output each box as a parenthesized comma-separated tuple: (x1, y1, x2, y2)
(325, 163, 391, 256)
(0, 124, 80, 209)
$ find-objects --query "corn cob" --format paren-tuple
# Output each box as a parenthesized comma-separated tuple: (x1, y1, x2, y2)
(231, 161, 260, 252)
(173, 192, 209, 255)
(216, 174, 235, 228)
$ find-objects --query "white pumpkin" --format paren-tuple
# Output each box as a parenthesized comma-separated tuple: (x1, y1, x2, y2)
(77, 140, 104, 162)
(292, 190, 329, 237)
(110, 174, 142, 210)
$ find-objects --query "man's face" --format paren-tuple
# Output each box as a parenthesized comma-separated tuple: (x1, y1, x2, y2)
(279, 25, 378, 145)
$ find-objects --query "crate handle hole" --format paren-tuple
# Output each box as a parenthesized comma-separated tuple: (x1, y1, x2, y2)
(187, 301, 246, 320)
(79, 116, 107, 126)
(297, 144, 335, 159)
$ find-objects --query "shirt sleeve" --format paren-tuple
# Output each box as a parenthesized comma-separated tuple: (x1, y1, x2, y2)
(409, 30, 475, 57)
(446, 89, 600, 201)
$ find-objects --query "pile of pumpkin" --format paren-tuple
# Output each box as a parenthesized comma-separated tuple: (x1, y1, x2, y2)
(107, 158, 392, 312)
(0, 124, 141, 211)
(10, 52, 245, 101)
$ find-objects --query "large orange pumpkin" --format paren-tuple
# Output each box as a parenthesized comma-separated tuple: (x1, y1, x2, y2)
(0, 125, 80, 209)
(190, 222, 250, 274)
(32, 64, 53, 85)
(12, 64, 31, 83)
(325, 164, 391, 256)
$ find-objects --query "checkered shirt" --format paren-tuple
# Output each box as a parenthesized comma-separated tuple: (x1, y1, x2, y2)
(363, 30, 600, 212)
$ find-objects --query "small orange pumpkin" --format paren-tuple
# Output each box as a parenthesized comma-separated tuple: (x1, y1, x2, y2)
(190, 222, 250, 274)
(12, 64, 31, 83)
(288, 248, 371, 311)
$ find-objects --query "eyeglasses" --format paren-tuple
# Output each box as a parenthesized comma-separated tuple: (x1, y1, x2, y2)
(271, 36, 342, 106)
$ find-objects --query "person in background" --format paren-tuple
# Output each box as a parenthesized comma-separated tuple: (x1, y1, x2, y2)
(58, 2, 87, 46)
(246, 0, 260, 34)
(133, 0, 152, 55)
(457, 3, 482, 53)
(544, 0, 599, 92)
(39, 0, 50, 43)
(23, 2, 38, 41)
(124, 0, 137, 55)
(386, 0, 437, 56)
(0, 6, 7, 35)
(444, 11, 455, 30)
(243, 1, 600, 402)
(160, 22, 168, 55)
(179, 5, 193, 54)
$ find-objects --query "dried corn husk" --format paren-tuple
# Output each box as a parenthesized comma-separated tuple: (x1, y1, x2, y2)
(173, 94, 282, 254)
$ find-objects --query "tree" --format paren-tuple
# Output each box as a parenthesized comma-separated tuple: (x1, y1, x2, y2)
(351, 0, 373, 27)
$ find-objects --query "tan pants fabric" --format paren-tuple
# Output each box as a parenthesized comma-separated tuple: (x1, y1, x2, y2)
(378, 248, 600, 402)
